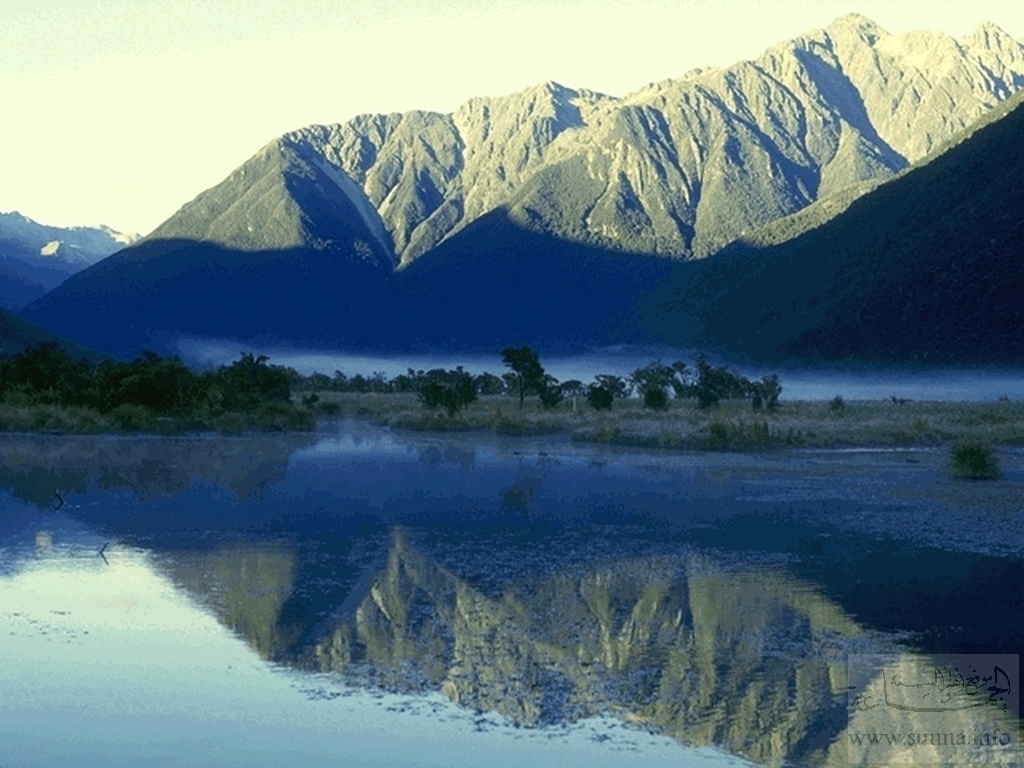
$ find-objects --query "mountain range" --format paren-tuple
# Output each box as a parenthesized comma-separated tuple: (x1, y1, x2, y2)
(14, 15, 1024, 362)
(0, 211, 138, 311)
(644, 88, 1024, 363)
(289, 14, 1023, 263)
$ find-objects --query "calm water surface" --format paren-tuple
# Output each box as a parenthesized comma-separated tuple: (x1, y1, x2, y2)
(1, 423, 1021, 767)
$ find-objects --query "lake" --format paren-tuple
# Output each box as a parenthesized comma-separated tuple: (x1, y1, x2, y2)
(176, 338, 1024, 402)
(1, 422, 1021, 767)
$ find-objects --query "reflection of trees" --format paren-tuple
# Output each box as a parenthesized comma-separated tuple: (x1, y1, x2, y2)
(0, 433, 315, 506)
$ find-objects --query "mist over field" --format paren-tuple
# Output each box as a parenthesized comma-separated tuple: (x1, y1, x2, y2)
(176, 337, 1024, 402)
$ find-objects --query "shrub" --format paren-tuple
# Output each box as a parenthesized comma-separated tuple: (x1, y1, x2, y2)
(537, 375, 564, 409)
(474, 372, 507, 396)
(315, 401, 342, 416)
(829, 395, 846, 412)
(214, 412, 248, 435)
(254, 402, 316, 432)
(695, 419, 800, 450)
(630, 361, 676, 409)
(641, 385, 669, 410)
(586, 384, 614, 411)
(701, 420, 771, 450)
(694, 355, 750, 409)
(950, 440, 1000, 480)
(593, 374, 631, 400)
(501, 345, 545, 407)
(418, 367, 477, 417)
(108, 403, 153, 432)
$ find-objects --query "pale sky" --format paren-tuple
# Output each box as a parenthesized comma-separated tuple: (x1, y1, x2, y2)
(2, 0, 1022, 235)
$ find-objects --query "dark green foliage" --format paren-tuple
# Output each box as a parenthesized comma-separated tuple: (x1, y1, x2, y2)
(418, 367, 477, 417)
(630, 360, 682, 410)
(0, 343, 93, 406)
(537, 374, 564, 410)
(0, 345, 309, 433)
(593, 374, 631, 400)
(829, 395, 846, 411)
(749, 374, 782, 411)
(586, 385, 614, 410)
(561, 380, 585, 398)
(474, 372, 506, 396)
(642, 386, 669, 410)
(950, 440, 1000, 480)
(501, 345, 546, 407)
(102, 351, 197, 412)
(693, 355, 751, 409)
(208, 353, 293, 412)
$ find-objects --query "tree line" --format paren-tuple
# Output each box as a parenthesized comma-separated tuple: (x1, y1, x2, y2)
(0, 343, 782, 425)
(291, 345, 780, 417)
(0, 344, 305, 427)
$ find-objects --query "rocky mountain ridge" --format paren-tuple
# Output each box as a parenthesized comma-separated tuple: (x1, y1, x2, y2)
(643, 87, 1024, 362)
(284, 14, 1024, 264)
(18, 15, 1024, 359)
(0, 210, 139, 309)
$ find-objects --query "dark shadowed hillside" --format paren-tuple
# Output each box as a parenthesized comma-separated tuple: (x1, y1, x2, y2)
(0, 306, 95, 359)
(22, 139, 396, 356)
(644, 91, 1024, 364)
(18, 19, 1024, 362)
(384, 210, 675, 352)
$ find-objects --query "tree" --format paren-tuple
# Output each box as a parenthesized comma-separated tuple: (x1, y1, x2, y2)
(213, 352, 293, 411)
(749, 373, 782, 411)
(474, 372, 506, 396)
(501, 345, 545, 407)
(593, 374, 631, 400)
(693, 355, 750, 409)
(669, 361, 693, 398)
(629, 360, 678, 410)
(586, 384, 614, 410)
(418, 367, 477, 417)
(537, 374, 564, 409)
(112, 351, 197, 412)
(561, 379, 586, 411)
(0, 343, 94, 406)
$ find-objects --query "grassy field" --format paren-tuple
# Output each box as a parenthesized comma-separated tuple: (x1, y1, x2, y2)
(310, 392, 1024, 451)
(5, 389, 1023, 453)
(0, 401, 315, 435)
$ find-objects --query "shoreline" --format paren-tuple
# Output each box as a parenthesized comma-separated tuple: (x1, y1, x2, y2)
(3, 393, 1024, 451)
(307, 392, 1024, 452)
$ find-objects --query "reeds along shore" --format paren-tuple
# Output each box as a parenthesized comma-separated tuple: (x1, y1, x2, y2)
(3, 384, 1022, 455)
(307, 392, 1024, 451)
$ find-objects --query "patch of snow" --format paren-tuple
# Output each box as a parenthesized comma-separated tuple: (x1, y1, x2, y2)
(39, 240, 61, 256)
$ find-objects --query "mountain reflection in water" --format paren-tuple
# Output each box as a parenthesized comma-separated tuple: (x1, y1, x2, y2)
(1, 427, 1020, 767)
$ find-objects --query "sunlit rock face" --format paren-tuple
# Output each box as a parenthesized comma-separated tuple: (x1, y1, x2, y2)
(189, 531, 1003, 767)
(293, 531, 865, 765)
(146, 138, 395, 268)
(288, 15, 1024, 263)
(22, 15, 1024, 358)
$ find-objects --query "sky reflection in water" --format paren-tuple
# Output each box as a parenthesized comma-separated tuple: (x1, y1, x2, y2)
(0, 429, 1020, 767)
